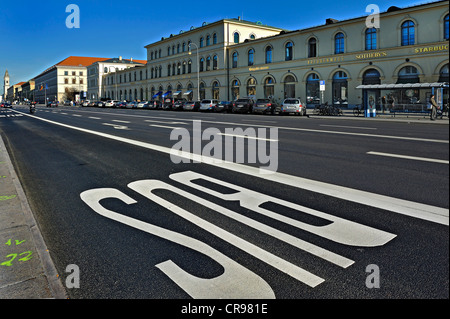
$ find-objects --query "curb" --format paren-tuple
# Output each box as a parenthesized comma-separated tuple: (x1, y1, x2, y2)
(0, 133, 67, 299)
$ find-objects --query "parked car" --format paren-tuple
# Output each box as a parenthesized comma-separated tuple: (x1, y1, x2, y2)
(88, 101, 97, 107)
(232, 97, 255, 113)
(81, 100, 90, 107)
(162, 98, 175, 110)
(97, 101, 105, 107)
(183, 100, 201, 111)
(173, 99, 188, 111)
(63, 100, 72, 106)
(115, 101, 127, 108)
(252, 98, 280, 115)
(126, 101, 138, 108)
(199, 99, 219, 112)
(105, 100, 116, 107)
(51, 101, 59, 107)
(137, 101, 149, 108)
(1, 102, 12, 108)
(148, 100, 162, 109)
(214, 101, 232, 113)
(281, 98, 306, 116)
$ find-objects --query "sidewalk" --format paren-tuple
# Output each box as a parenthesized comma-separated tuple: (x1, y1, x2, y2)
(0, 134, 66, 299)
(314, 109, 449, 124)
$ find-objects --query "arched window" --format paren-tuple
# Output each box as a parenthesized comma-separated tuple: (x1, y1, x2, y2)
(177, 44, 180, 53)
(188, 60, 192, 73)
(285, 42, 293, 61)
(306, 73, 320, 104)
(438, 64, 449, 82)
(234, 32, 239, 44)
(247, 78, 256, 96)
(172, 45, 175, 55)
(182, 42, 186, 52)
(264, 77, 275, 98)
(199, 82, 205, 100)
(206, 35, 210, 46)
(248, 49, 254, 66)
(362, 69, 381, 85)
(444, 14, 449, 40)
(167, 64, 171, 77)
(284, 75, 296, 99)
(231, 80, 240, 100)
(332, 71, 348, 106)
(401, 20, 415, 46)
(308, 38, 317, 58)
(213, 33, 217, 44)
(213, 55, 218, 70)
(199, 58, 204, 72)
(365, 28, 377, 50)
(335, 32, 345, 54)
(182, 61, 186, 74)
(212, 81, 220, 100)
(177, 63, 181, 75)
(397, 66, 419, 83)
(206, 56, 211, 71)
(167, 47, 171, 56)
(232, 52, 238, 68)
(265, 46, 272, 64)
(200, 37, 204, 48)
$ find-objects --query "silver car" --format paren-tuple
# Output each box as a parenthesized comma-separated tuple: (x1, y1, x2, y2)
(199, 99, 219, 112)
(281, 98, 306, 116)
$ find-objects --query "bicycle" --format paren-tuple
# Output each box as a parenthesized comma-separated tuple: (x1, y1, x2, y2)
(353, 105, 363, 117)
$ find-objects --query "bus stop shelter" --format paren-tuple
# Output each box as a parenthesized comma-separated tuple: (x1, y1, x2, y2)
(356, 82, 449, 117)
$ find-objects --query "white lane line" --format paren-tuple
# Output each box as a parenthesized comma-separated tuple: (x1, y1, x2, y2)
(72, 114, 82, 117)
(12, 109, 449, 226)
(145, 119, 188, 125)
(367, 151, 449, 164)
(217, 132, 279, 142)
(89, 117, 101, 120)
(150, 124, 183, 129)
(320, 124, 377, 130)
(112, 120, 131, 124)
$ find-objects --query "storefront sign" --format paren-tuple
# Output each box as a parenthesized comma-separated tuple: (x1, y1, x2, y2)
(414, 44, 448, 54)
(249, 66, 270, 72)
(355, 51, 387, 59)
(307, 56, 344, 65)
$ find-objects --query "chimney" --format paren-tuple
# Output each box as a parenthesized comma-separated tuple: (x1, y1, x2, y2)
(130, 57, 133, 62)
(119, 56, 122, 61)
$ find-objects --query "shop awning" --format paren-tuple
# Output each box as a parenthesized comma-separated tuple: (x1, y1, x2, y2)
(162, 91, 172, 98)
(183, 90, 193, 95)
(173, 91, 182, 96)
(356, 82, 449, 89)
(152, 92, 162, 98)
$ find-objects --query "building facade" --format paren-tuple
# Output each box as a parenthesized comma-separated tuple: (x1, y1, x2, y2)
(33, 56, 111, 103)
(87, 57, 146, 101)
(102, 1, 449, 109)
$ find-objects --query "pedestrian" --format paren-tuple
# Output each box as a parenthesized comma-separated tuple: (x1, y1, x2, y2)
(429, 95, 439, 121)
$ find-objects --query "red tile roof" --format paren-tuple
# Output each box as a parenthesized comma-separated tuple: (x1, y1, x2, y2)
(56, 56, 110, 67)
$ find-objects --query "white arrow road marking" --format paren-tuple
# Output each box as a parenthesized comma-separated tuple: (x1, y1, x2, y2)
(102, 123, 129, 130)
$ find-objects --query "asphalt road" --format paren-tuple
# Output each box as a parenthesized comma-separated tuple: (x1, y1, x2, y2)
(0, 105, 448, 300)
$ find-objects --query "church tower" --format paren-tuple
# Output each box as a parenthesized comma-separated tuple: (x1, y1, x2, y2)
(3, 69, 10, 100)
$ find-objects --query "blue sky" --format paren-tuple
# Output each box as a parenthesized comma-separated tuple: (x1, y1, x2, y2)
(1, 0, 429, 94)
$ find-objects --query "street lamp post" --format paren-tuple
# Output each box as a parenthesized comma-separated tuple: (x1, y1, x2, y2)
(188, 43, 200, 101)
